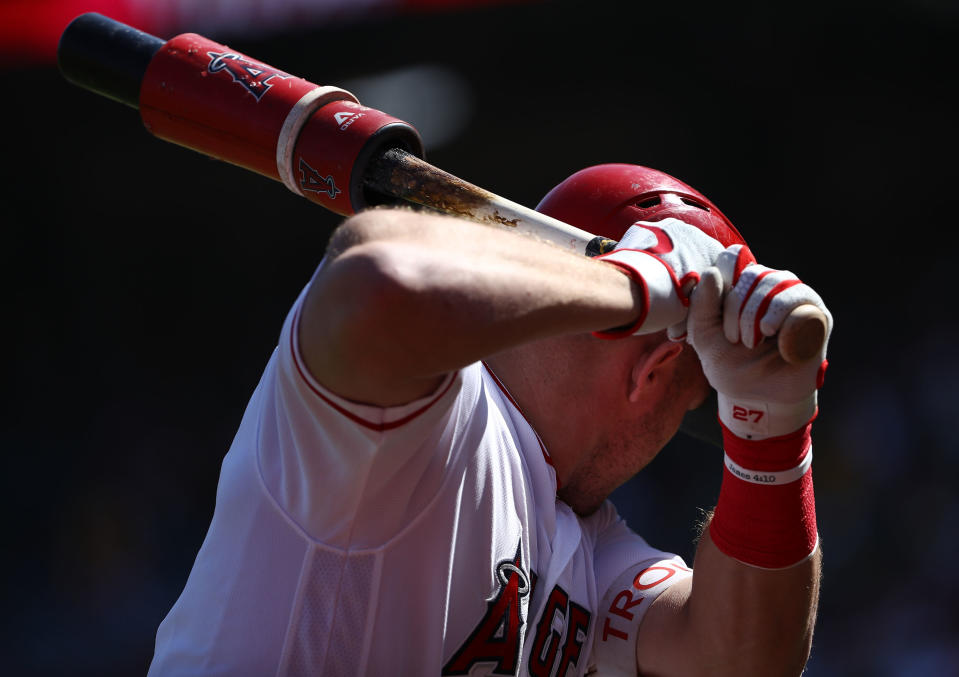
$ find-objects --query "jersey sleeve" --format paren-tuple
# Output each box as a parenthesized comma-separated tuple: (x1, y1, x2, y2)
(255, 272, 480, 549)
(589, 502, 693, 675)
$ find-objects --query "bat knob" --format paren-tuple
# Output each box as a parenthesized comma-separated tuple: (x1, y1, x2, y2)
(59, 13, 164, 108)
(778, 304, 828, 365)
(585, 236, 618, 257)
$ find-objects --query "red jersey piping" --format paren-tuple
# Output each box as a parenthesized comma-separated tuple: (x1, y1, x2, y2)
(482, 361, 560, 491)
(289, 307, 456, 432)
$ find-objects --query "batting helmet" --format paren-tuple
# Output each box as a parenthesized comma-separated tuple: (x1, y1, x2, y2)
(537, 163, 740, 449)
(535, 163, 746, 248)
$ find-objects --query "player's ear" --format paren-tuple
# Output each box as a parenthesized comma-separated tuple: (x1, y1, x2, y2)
(628, 341, 684, 403)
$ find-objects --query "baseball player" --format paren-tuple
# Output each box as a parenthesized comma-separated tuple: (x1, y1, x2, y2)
(148, 164, 831, 676)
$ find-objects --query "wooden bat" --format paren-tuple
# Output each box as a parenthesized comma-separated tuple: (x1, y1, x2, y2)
(58, 12, 827, 365)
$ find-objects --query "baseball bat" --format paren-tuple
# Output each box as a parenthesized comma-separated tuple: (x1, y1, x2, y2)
(57, 12, 827, 365)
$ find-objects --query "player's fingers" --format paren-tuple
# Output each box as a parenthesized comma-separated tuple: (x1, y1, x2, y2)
(716, 244, 755, 288)
(688, 266, 724, 343)
(735, 267, 801, 348)
(757, 282, 827, 339)
(718, 246, 757, 343)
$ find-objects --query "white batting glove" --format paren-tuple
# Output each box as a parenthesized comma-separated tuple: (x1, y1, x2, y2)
(688, 246, 833, 439)
(596, 218, 725, 339)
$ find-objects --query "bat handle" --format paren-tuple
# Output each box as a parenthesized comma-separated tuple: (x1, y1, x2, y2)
(587, 237, 828, 365)
(777, 303, 828, 365)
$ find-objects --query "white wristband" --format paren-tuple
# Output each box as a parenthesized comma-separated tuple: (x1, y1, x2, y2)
(717, 392, 817, 440)
(724, 447, 813, 486)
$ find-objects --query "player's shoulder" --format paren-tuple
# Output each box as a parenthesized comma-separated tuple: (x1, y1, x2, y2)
(580, 499, 624, 541)
(585, 501, 688, 590)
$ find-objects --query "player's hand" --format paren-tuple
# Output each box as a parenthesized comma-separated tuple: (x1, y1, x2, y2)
(687, 246, 833, 439)
(596, 218, 725, 338)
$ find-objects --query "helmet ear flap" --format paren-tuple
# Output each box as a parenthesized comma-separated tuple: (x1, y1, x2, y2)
(536, 164, 747, 248)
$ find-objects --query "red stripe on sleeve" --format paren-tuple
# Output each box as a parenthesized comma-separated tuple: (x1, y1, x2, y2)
(289, 308, 456, 432)
(483, 362, 559, 490)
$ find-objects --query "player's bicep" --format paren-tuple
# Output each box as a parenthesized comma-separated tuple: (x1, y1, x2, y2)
(299, 250, 446, 406)
(592, 559, 693, 676)
(633, 575, 697, 676)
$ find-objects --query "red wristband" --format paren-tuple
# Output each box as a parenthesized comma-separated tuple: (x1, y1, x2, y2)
(709, 422, 818, 569)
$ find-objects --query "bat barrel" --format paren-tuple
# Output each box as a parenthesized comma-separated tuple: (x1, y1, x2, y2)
(366, 148, 600, 255)
(58, 13, 424, 214)
(58, 13, 164, 108)
(57, 13, 826, 371)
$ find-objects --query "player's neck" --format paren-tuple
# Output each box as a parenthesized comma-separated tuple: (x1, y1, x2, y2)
(485, 344, 598, 487)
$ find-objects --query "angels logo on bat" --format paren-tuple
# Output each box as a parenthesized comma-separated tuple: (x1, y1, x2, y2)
(206, 51, 291, 101)
(298, 159, 341, 199)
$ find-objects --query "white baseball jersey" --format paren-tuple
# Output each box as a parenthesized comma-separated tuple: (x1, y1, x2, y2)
(149, 279, 691, 676)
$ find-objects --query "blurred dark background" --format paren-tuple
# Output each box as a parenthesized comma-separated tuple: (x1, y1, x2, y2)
(4, 0, 958, 674)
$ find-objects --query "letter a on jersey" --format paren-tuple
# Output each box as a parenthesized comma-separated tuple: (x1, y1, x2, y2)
(443, 542, 530, 676)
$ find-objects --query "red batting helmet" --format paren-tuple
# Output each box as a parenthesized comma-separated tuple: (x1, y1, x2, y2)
(535, 164, 746, 248)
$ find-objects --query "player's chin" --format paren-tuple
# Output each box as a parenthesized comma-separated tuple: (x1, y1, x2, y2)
(556, 464, 615, 516)
(558, 487, 606, 517)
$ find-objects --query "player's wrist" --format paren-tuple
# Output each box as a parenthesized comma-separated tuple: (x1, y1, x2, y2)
(721, 421, 812, 471)
(716, 391, 817, 440)
(710, 422, 818, 569)
(592, 250, 686, 339)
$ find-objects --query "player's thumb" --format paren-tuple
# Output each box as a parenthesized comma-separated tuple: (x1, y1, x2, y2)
(688, 266, 724, 342)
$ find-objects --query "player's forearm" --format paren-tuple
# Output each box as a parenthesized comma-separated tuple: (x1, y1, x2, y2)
(675, 424, 822, 676)
(299, 208, 643, 405)
(657, 260, 828, 675)
(685, 525, 820, 677)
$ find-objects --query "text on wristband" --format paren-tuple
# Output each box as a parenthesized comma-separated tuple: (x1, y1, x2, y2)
(723, 449, 813, 486)
(732, 406, 765, 423)
(727, 465, 777, 484)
